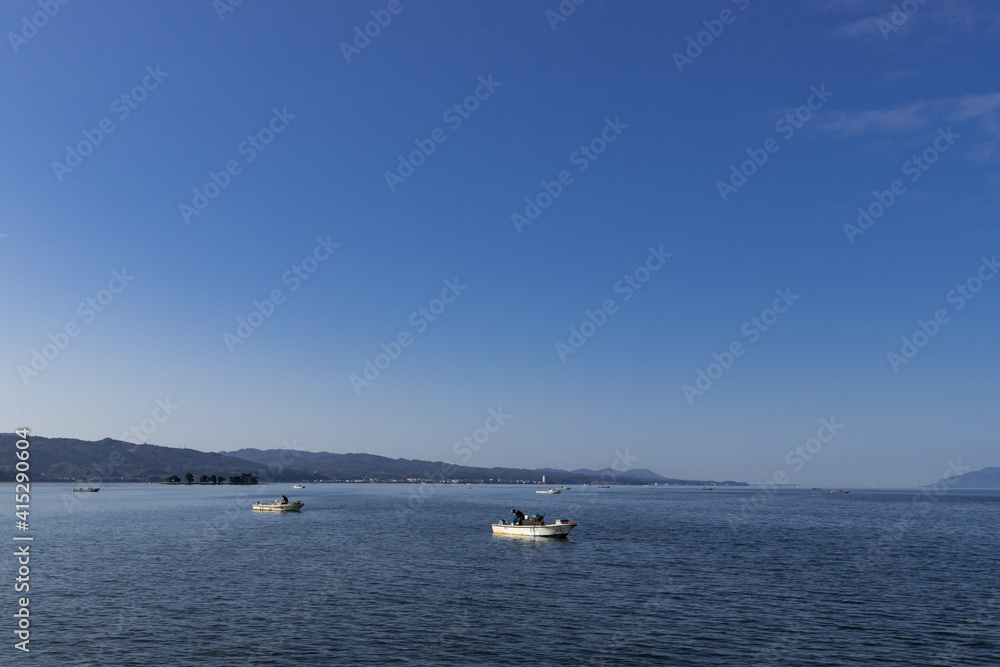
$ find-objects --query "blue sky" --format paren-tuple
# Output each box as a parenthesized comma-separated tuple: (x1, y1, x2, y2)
(2, 0, 998, 486)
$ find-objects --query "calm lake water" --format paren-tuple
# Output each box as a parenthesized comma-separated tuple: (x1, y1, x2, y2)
(3, 483, 998, 665)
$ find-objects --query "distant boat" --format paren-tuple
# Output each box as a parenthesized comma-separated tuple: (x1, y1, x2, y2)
(292, 485, 305, 489)
(252, 500, 304, 512)
(492, 517, 576, 538)
(698, 487, 713, 491)
(73, 487, 99, 492)
(829, 489, 850, 494)
(596, 485, 610, 489)
(536, 488, 560, 494)
(554, 486, 570, 491)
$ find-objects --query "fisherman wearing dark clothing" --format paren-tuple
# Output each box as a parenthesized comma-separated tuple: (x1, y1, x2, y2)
(282, 495, 289, 504)
(511, 509, 526, 525)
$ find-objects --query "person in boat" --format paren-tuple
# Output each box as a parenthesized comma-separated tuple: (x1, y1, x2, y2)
(510, 509, 525, 525)
(281, 495, 289, 504)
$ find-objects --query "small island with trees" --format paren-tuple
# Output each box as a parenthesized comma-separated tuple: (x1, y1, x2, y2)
(163, 472, 259, 485)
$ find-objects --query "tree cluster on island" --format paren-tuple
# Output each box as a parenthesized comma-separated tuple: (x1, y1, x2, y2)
(164, 472, 258, 485)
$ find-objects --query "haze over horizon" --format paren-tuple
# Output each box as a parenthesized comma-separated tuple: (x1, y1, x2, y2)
(3, 1, 998, 488)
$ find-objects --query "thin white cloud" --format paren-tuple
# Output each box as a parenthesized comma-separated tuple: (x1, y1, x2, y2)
(818, 93, 1000, 162)
(931, 0, 1000, 32)
(833, 15, 884, 38)
(831, 0, 1000, 40)
(819, 94, 1000, 137)
(966, 142, 999, 163)
(948, 93, 1000, 123)
(822, 0, 883, 11)
(820, 102, 930, 136)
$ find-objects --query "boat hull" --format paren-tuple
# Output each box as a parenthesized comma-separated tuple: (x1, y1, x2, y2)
(252, 502, 304, 512)
(491, 522, 576, 538)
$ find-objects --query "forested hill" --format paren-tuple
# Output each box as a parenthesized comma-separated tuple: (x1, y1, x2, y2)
(929, 466, 1000, 489)
(1, 434, 747, 485)
(0, 434, 320, 482)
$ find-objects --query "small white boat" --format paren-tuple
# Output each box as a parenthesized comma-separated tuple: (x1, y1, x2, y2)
(252, 500, 304, 512)
(536, 488, 560, 494)
(293, 485, 305, 489)
(492, 518, 576, 538)
(73, 487, 99, 492)
(555, 486, 570, 491)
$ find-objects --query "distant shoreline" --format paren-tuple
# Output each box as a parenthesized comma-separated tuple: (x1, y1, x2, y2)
(5, 479, 751, 486)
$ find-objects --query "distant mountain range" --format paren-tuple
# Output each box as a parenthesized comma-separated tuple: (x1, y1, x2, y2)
(219, 447, 557, 483)
(224, 448, 748, 486)
(8, 434, 997, 488)
(535, 466, 746, 486)
(0, 434, 746, 485)
(930, 466, 1000, 489)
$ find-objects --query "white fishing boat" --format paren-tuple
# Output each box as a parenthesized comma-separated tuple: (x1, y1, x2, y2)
(492, 517, 576, 538)
(293, 485, 305, 489)
(252, 500, 304, 512)
(536, 488, 560, 494)
(555, 486, 570, 491)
